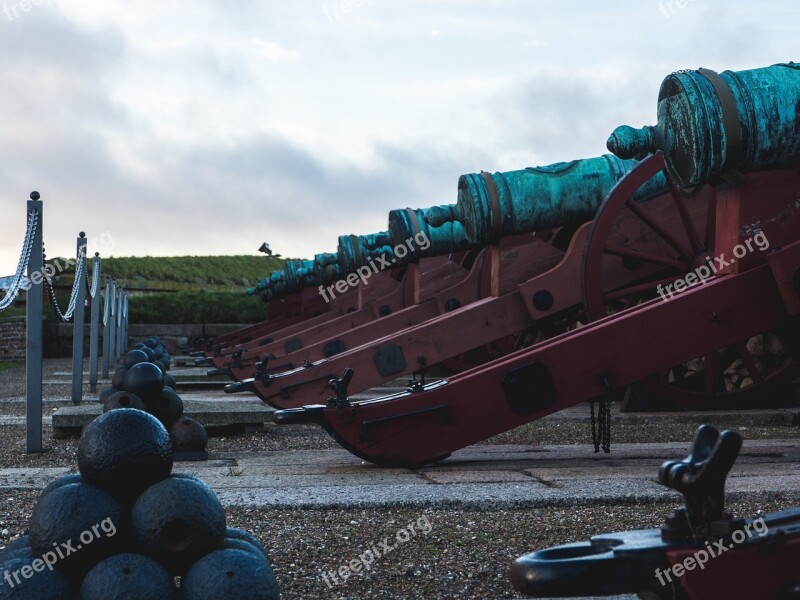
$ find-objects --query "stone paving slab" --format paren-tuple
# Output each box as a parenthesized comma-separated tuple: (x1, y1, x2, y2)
(3, 442, 796, 512)
(51, 399, 275, 436)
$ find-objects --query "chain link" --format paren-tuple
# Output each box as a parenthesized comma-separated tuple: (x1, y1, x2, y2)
(44, 252, 85, 322)
(86, 256, 100, 299)
(589, 374, 613, 454)
(102, 287, 109, 327)
(0, 209, 39, 312)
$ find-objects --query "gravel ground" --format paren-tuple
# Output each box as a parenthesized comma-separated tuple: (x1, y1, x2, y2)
(1, 359, 799, 598)
(0, 488, 796, 599)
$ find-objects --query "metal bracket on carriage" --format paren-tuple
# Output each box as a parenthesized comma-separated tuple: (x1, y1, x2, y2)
(251, 353, 295, 381)
(327, 368, 355, 408)
(218, 348, 246, 369)
(252, 353, 274, 379)
(406, 356, 428, 393)
(206, 367, 232, 378)
(658, 424, 744, 541)
(510, 425, 800, 598)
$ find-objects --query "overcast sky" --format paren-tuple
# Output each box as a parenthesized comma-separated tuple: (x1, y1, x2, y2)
(0, 0, 797, 274)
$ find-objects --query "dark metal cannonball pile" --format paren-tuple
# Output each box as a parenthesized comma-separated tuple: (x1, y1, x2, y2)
(0, 408, 279, 599)
(101, 337, 208, 455)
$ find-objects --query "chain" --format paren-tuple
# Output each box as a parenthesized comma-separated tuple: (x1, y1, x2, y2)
(86, 256, 100, 299)
(589, 374, 613, 454)
(44, 252, 85, 322)
(0, 209, 39, 312)
(102, 287, 109, 327)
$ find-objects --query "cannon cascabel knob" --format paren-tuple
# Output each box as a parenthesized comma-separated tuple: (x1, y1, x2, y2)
(606, 125, 655, 159)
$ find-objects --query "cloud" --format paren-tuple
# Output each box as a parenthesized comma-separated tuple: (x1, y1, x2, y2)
(0, 0, 796, 277)
(251, 39, 299, 63)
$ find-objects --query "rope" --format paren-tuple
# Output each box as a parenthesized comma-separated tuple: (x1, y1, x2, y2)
(0, 210, 39, 313)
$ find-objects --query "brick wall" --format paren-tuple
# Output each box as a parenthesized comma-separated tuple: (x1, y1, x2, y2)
(0, 318, 25, 361)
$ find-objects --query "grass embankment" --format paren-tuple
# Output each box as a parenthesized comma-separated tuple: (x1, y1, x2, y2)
(40, 255, 286, 324)
(100, 255, 285, 287)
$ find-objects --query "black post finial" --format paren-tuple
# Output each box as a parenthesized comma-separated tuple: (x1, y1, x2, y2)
(30, 191, 40, 200)
(79, 232, 86, 238)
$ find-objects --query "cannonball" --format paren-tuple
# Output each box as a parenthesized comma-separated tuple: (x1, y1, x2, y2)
(220, 538, 264, 560)
(0, 536, 34, 563)
(169, 418, 208, 452)
(133, 343, 147, 350)
(103, 391, 146, 413)
(131, 476, 226, 574)
(163, 372, 177, 389)
(99, 386, 117, 404)
(40, 474, 83, 500)
(152, 360, 167, 375)
(152, 388, 184, 428)
(78, 409, 172, 502)
(182, 549, 279, 600)
(123, 363, 164, 409)
(143, 338, 158, 349)
(142, 347, 156, 361)
(225, 527, 267, 557)
(28, 482, 123, 578)
(112, 367, 127, 390)
(78, 553, 176, 600)
(153, 346, 164, 360)
(123, 349, 149, 370)
(0, 556, 72, 600)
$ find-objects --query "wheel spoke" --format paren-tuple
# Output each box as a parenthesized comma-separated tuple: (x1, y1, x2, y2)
(668, 180, 704, 254)
(601, 275, 682, 302)
(704, 352, 716, 396)
(705, 188, 717, 249)
(604, 244, 688, 271)
(625, 198, 693, 258)
(736, 340, 764, 383)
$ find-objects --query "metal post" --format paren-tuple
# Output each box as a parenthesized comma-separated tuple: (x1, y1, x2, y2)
(88, 254, 102, 392)
(114, 287, 124, 359)
(71, 233, 87, 405)
(122, 291, 129, 350)
(116, 288, 125, 357)
(26, 191, 43, 453)
(101, 276, 111, 379)
(108, 279, 117, 369)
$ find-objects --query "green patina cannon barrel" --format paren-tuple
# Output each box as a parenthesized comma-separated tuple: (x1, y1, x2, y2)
(387, 207, 473, 260)
(608, 62, 800, 189)
(426, 154, 666, 244)
(313, 252, 342, 286)
(251, 270, 289, 301)
(337, 230, 395, 274)
(283, 259, 316, 290)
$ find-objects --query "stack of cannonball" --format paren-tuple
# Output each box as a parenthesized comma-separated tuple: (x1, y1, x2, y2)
(0, 409, 279, 599)
(100, 337, 208, 458)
